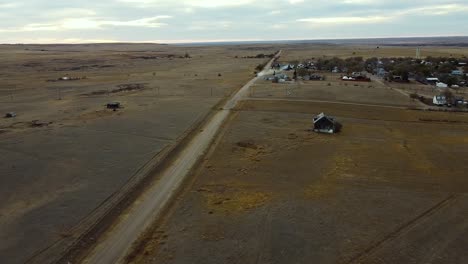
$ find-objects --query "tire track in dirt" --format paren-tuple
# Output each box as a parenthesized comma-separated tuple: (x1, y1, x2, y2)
(255, 207, 272, 264)
(345, 194, 459, 264)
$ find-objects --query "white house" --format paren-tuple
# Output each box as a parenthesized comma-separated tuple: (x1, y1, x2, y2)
(433, 95, 447, 106)
(436, 82, 448, 88)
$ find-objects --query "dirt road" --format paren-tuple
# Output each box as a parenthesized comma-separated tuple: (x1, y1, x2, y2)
(83, 52, 281, 264)
(246, 97, 409, 109)
(368, 73, 428, 108)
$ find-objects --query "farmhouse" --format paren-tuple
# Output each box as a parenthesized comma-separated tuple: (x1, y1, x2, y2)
(433, 95, 447, 106)
(313, 113, 342, 134)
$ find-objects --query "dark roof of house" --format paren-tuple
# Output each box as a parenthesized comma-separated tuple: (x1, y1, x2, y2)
(313, 112, 337, 124)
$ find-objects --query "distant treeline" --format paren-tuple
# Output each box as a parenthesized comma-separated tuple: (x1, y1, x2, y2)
(241, 53, 276, 59)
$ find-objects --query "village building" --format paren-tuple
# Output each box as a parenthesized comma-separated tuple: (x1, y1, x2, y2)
(433, 95, 447, 106)
(451, 70, 463, 76)
(426, 77, 439, 84)
(376, 68, 387, 78)
(313, 113, 342, 134)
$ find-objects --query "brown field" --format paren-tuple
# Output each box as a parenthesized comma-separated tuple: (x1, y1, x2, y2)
(1, 43, 468, 264)
(130, 99, 468, 264)
(251, 73, 417, 107)
(126, 45, 468, 264)
(0, 43, 278, 264)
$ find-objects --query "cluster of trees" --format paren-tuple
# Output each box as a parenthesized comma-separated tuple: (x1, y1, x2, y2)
(314, 57, 365, 73)
(255, 61, 268, 72)
(244, 53, 276, 59)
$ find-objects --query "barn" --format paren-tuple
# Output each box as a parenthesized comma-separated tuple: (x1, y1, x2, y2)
(313, 113, 342, 134)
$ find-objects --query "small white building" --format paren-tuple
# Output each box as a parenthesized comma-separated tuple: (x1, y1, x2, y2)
(433, 95, 447, 106)
(436, 82, 448, 88)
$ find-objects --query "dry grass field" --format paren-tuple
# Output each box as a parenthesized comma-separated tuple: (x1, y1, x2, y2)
(126, 45, 468, 264)
(1, 43, 468, 264)
(251, 73, 417, 107)
(131, 100, 468, 264)
(0, 43, 278, 264)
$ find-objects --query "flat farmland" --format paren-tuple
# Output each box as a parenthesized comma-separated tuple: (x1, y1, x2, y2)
(130, 100, 468, 264)
(0, 43, 279, 264)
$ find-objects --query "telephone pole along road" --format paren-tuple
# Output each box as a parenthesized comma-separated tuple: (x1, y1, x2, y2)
(83, 51, 281, 264)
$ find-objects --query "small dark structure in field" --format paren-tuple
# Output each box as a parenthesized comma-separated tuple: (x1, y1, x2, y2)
(48, 76, 86, 82)
(5, 112, 16, 118)
(313, 113, 342, 134)
(107, 102, 121, 111)
(30, 120, 51, 127)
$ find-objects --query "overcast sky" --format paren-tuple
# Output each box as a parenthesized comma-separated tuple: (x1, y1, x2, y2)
(1, 0, 467, 44)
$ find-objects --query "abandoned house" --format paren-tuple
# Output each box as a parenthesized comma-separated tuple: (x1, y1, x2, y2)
(313, 113, 342, 134)
(5, 112, 16, 118)
(107, 102, 121, 110)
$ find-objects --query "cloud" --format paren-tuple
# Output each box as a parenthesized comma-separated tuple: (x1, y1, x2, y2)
(0, 15, 172, 32)
(298, 16, 390, 25)
(119, 0, 255, 8)
(297, 3, 468, 26)
(0, 2, 20, 8)
(1, 0, 467, 43)
(268, 10, 281, 15)
(289, 0, 304, 4)
(340, 0, 376, 4)
(271, 24, 287, 29)
(44, 8, 97, 18)
(188, 20, 232, 31)
(400, 4, 468, 16)
(3, 37, 121, 44)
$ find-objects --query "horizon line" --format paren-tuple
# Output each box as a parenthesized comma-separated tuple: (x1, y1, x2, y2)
(1, 35, 468, 45)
